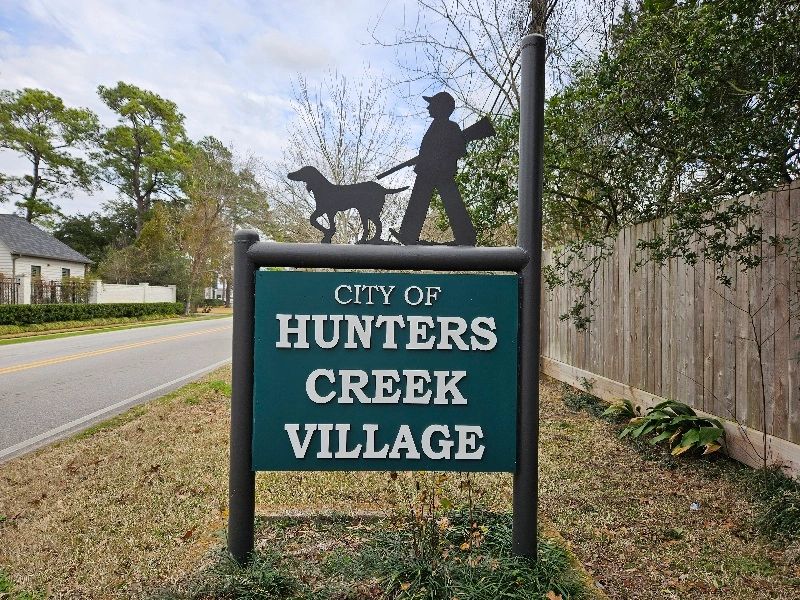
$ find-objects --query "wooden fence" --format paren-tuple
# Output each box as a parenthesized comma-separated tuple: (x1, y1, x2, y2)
(541, 179, 800, 473)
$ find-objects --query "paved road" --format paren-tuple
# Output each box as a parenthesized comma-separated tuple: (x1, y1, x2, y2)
(0, 317, 232, 461)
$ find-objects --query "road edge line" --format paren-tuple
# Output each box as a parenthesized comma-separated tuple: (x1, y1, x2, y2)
(0, 358, 232, 462)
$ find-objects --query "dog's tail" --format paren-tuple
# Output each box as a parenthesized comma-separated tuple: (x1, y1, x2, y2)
(381, 185, 410, 195)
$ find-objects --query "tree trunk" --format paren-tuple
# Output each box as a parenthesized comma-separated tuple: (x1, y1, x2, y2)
(26, 155, 41, 222)
(529, 0, 547, 35)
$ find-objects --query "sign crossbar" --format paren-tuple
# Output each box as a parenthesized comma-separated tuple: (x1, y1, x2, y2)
(247, 241, 529, 272)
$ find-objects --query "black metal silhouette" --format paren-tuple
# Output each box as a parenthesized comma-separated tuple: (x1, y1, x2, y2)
(376, 114, 494, 180)
(287, 92, 494, 246)
(287, 166, 408, 244)
(385, 92, 495, 247)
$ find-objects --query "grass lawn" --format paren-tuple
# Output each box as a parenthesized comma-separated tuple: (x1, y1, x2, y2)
(0, 369, 798, 598)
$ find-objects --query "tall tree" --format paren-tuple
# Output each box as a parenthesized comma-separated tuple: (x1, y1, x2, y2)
(456, 0, 799, 250)
(0, 88, 97, 223)
(178, 136, 269, 313)
(95, 82, 188, 237)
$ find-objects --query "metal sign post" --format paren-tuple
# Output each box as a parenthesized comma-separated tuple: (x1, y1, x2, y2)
(228, 32, 545, 565)
(513, 33, 546, 558)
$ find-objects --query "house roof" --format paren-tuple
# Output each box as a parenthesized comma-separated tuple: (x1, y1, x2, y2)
(0, 214, 93, 264)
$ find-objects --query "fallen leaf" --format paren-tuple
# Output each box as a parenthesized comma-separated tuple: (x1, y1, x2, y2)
(546, 591, 562, 600)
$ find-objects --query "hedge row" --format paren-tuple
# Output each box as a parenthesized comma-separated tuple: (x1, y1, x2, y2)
(202, 298, 226, 307)
(0, 302, 184, 326)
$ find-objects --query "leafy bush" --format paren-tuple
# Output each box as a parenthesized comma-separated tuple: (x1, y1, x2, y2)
(601, 398, 637, 423)
(620, 400, 724, 456)
(0, 302, 183, 325)
(562, 385, 607, 418)
(153, 549, 297, 600)
(202, 298, 226, 308)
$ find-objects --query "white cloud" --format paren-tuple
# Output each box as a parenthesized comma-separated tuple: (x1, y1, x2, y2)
(0, 0, 414, 216)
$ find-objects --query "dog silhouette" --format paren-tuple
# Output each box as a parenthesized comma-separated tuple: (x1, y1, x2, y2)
(288, 166, 408, 244)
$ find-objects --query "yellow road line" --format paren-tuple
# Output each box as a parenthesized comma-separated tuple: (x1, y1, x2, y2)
(0, 326, 230, 376)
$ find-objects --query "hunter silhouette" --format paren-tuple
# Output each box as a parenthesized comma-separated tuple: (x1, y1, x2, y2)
(389, 92, 476, 246)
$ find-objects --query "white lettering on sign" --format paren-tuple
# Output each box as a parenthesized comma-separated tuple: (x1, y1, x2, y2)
(304, 369, 468, 404)
(334, 285, 397, 306)
(276, 314, 497, 351)
(283, 423, 485, 460)
(276, 314, 311, 348)
(274, 281, 501, 466)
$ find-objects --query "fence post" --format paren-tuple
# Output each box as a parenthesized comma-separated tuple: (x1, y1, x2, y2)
(18, 275, 31, 305)
(89, 280, 100, 304)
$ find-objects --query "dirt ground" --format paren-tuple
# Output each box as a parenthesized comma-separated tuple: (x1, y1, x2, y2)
(0, 370, 798, 598)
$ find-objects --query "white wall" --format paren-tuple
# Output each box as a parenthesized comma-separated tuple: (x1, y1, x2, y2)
(13, 255, 87, 280)
(0, 240, 14, 277)
(89, 281, 176, 304)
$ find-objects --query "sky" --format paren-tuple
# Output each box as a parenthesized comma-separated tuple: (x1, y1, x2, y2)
(0, 0, 428, 216)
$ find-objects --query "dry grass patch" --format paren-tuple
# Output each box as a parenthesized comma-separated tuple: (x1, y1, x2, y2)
(0, 369, 234, 598)
(4, 369, 794, 598)
(0, 368, 514, 598)
(539, 377, 800, 599)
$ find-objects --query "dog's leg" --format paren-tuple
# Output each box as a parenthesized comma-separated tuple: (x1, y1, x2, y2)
(309, 209, 332, 243)
(358, 212, 370, 243)
(371, 216, 382, 243)
(322, 212, 336, 243)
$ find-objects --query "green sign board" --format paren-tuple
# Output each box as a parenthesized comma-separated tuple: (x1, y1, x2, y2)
(252, 270, 518, 472)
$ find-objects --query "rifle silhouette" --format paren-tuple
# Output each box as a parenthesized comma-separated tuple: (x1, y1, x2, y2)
(376, 116, 496, 180)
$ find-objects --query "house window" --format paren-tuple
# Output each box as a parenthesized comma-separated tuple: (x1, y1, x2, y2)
(31, 265, 41, 277)
(62, 268, 70, 278)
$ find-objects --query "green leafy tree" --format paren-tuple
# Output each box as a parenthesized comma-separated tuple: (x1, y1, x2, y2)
(95, 82, 189, 237)
(601, 0, 799, 268)
(178, 136, 269, 313)
(53, 201, 137, 264)
(453, 113, 520, 247)
(0, 88, 98, 223)
(454, 0, 798, 328)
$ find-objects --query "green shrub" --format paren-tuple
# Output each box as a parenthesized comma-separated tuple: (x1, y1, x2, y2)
(350, 509, 589, 600)
(620, 400, 724, 456)
(153, 549, 298, 600)
(748, 468, 800, 542)
(202, 298, 226, 307)
(601, 398, 638, 423)
(0, 302, 183, 326)
(562, 385, 607, 418)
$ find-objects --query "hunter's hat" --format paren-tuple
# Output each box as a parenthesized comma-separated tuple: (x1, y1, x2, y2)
(423, 91, 455, 114)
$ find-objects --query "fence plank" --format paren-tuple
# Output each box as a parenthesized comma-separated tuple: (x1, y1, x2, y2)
(693, 246, 706, 407)
(735, 198, 751, 427)
(704, 257, 716, 414)
(790, 180, 800, 443)
(762, 191, 777, 435)
(774, 187, 791, 440)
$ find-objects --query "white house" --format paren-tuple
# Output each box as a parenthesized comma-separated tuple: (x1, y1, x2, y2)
(0, 214, 92, 280)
